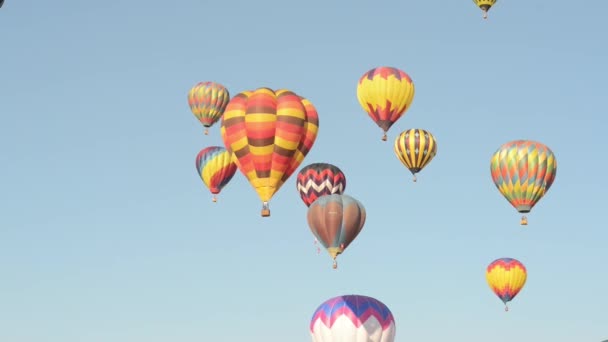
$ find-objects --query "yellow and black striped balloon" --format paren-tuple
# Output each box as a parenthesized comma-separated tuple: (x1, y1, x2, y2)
(394, 129, 437, 182)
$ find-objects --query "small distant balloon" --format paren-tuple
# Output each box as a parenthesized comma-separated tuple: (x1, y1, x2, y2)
(486, 258, 527, 311)
(394, 128, 437, 182)
(188, 81, 230, 136)
(195, 146, 237, 202)
(473, 0, 497, 19)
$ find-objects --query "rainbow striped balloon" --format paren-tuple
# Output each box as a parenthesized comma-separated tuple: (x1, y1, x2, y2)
(394, 128, 437, 182)
(490, 140, 557, 225)
(195, 146, 237, 202)
(220, 88, 319, 217)
(356, 66, 415, 141)
(486, 258, 527, 311)
(310, 295, 395, 342)
(188, 82, 230, 135)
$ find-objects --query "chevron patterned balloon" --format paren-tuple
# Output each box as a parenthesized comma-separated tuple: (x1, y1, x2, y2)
(490, 140, 557, 225)
(486, 258, 527, 311)
(310, 294, 396, 342)
(296, 163, 346, 207)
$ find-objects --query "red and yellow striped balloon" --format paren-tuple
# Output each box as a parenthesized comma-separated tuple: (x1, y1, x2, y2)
(220, 87, 319, 217)
(486, 258, 527, 311)
(394, 129, 437, 182)
(357, 66, 415, 141)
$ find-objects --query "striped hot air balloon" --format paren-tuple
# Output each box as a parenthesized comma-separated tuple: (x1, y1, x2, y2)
(394, 129, 437, 182)
(195, 146, 238, 202)
(307, 194, 366, 269)
(486, 258, 527, 311)
(188, 82, 230, 135)
(310, 295, 396, 342)
(220, 87, 319, 217)
(296, 163, 346, 207)
(473, 0, 497, 19)
(490, 140, 557, 225)
(356, 66, 415, 141)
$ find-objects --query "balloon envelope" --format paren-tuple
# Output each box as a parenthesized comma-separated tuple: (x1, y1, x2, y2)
(486, 258, 527, 310)
(195, 146, 237, 201)
(296, 163, 346, 207)
(221, 87, 318, 216)
(490, 140, 557, 224)
(356, 66, 415, 141)
(394, 128, 437, 182)
(307, 194, 365, 268)
(310, 294, 396, 342)
(188, 81, 230, 134)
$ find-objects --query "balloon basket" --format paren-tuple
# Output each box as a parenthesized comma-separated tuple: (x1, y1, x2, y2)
(212, 196, 217, 203)
(520, 216, 528, 226)
(261, 208, 270, 217)
(332, 260, 338, 269)
(204, 128, 209, 135)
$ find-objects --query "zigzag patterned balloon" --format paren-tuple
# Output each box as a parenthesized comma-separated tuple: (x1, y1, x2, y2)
(490, 140, 557, 225)
(296, 163, 346, 207)
(310, 294, 396, 342)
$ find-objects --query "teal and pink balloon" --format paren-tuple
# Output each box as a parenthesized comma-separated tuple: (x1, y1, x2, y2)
(310, 294, 396, 342)
(307, 194, 366, 269)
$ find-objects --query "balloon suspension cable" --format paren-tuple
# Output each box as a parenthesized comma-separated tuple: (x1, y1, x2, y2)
(204, 127, 209, 135)
(332, 259, 338, 269)
(381, 132, 387, 141)
(212, 195, 217, 203)
(520, 215, 528, 226)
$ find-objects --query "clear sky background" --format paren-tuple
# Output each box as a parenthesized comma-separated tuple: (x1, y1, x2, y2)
(1, 1, 606, 341)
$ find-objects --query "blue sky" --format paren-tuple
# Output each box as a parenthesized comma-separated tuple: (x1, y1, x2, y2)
(1, 0, 606, 341)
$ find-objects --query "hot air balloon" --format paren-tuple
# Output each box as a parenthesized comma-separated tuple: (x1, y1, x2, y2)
(296, 163, 346, 207)
(188, 81, 230, 135)
(221, 87, 319, 217)
(307, 194, 365, 269)
(0, 0, 4, 8)
(195, 146, 237, 202)
(490, 140, 557, 225)
(356, 66, 415, 141)
(310, 294, 396, 342)
(473, 0, 497, 19)
(486, 258, 527, 311)
(394, 129, 437, 182)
